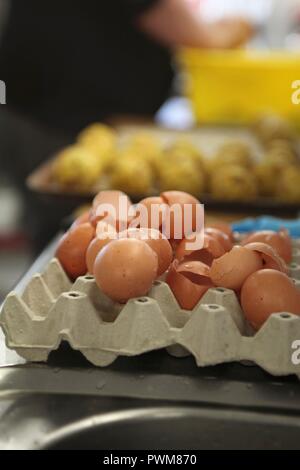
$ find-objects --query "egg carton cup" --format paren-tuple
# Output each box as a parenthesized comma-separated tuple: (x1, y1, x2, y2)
(1, 251, 300, 378)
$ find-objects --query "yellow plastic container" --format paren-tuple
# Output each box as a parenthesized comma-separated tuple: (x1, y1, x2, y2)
(179, 49, 300, 128)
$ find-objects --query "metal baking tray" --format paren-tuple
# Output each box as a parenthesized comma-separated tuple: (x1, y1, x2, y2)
(26, 124, 300, 216)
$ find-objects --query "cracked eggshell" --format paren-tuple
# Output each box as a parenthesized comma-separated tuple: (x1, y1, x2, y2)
(242, 230, 292, 264)
(166, 260, 211, 310)
(90, 190, 133, 232)
(176, 260, 212, 286)
(132, 196, 168, 230)
(175, 233, 225, 266)
(204, 228, 233, 252)
(210, 246, 263, 291)
(244, 242, 288, 274)
(160, 190, 203, 239)
(205, 222, 234, 242)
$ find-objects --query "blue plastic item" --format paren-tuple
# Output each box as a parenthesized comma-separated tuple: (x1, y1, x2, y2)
(232, 216, 300, 238)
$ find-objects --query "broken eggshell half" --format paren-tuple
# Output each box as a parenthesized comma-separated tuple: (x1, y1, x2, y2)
(166, 259, 213, 310)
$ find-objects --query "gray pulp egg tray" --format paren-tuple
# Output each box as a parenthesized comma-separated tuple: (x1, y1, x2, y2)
(1, 240, 300, 378)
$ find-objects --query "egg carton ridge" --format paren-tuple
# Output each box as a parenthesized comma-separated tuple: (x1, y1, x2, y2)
(1, 256, 300, 377)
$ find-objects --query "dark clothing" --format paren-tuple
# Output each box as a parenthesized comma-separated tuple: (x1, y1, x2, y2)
(0, 0, 173, 134)
(0, 0, 173, 251)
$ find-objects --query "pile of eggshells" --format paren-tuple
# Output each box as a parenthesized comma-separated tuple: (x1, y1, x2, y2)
(56, 190, 300, 332)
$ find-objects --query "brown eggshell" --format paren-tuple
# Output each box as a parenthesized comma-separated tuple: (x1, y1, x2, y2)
(90, 190, 133, 232)
(160, 191, 203, 240)
(206, 222, 234, 242)
(119, 227, 173, 276)
(170, 238, 181, 252)
(93, 190, 132, 210)
(71, 210, 91, 230)
(131, 197, 168, 230)
(94, 238, 158, 303)
(166, 261, 210, 310)
(86, 236, 114, 274)
(241, 269, 300, 330)
(95, 220, 118, 239)
(210, 246, 263, 291)
(175, 233, 225, 266)
(241, 230, 292, 263)
(244, 242, 288, 274)
(204, 228, 233, 252)
(56, 223, 95, 280)
(161, 190, 200, 207)
(176, 261, 213, 286)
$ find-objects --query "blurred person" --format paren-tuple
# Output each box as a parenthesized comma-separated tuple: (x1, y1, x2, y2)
(0, 0, 252, 250)
(0, 0, 251, 134)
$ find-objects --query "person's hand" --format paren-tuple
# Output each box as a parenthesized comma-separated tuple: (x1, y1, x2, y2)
(203, 18, 254, 49)
(137, 0, 254, 50)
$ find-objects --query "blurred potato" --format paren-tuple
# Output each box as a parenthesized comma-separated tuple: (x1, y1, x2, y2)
(254, 115, 295, 145)
(52, 120, 299, 204)
(265, 139, 298, 155)
(254, 162, 278, 197)
(263, 147, 298, 168)
(165, 138, 205, 170)
(110, 152, 153, 195)
(78, 123, 117, 169)
(53, 145, 103, 189)
(158, 159, 205, 196)
(213, 141, 254, 169)
(276, 166, 300, 203)
(210, 165, 258, 201)
(125, 132, 163, 171)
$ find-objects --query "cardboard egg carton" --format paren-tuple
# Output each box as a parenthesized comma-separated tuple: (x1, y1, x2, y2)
(1, 241, 300, 378)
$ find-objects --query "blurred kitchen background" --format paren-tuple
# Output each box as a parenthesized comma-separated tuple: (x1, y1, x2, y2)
(0, 0, 300, 301)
